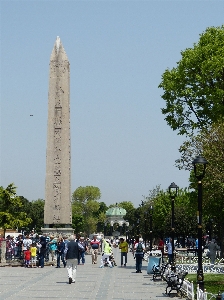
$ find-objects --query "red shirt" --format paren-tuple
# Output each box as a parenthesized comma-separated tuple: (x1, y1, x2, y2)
(90, 239, 100, 249)
(158, 240, 164, 254)
(24, 250, 31, 260)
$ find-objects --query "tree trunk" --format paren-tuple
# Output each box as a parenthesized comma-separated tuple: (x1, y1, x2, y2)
(220, 221, 224, 258)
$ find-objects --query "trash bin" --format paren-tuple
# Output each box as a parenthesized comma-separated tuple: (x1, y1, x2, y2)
(147, 256, 161, 274)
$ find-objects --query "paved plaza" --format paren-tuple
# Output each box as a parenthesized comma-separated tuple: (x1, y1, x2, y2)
(0, 248, 169, 300)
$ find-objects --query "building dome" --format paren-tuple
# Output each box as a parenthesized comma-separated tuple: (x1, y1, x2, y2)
(106, 206, 126, 217)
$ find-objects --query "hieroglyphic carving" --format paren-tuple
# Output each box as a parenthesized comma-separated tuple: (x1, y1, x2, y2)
(54, 107, 62, 128)
(53, 182, 61, 223)
(44, 37, 72, 227)
(52, 106, 62, 223)
(53, 180, 61, 214)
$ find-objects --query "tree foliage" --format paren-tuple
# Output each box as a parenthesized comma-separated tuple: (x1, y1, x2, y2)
(72, 186, 101, 203)
(140, 186, 197, 241)
(28, 199, 45, 233)
(94, 202, 108, 233)
(159, 24, 224, 254)
(0, 184, 32, 235)
(175, 122, 224, 250)
(159, 25, 224, 135)
(72, 186, 101, 235)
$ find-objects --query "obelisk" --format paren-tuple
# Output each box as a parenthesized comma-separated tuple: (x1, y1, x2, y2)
(42, 36, 73, 235)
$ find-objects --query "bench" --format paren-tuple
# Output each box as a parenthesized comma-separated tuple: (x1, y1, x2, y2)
(164, 269, 188, 297)
(152, 262, 169, 280)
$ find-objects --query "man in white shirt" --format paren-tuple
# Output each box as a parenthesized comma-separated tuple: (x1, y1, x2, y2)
(23, 235, 32, 251)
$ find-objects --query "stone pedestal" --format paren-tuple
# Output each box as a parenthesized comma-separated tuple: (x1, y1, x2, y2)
(41, 227, 74, 237)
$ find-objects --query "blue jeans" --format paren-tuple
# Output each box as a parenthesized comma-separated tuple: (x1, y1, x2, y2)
(78, 251, 85, 264)
(121, 252, 127, 265)
(168, 253, 172, 264)
(57, 252, 66, 267)
(135, 254, 143, 271)
(39, 252, 45, 268)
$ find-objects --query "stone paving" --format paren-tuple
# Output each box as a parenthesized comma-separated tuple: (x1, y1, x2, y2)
(0, 248, 170, 300)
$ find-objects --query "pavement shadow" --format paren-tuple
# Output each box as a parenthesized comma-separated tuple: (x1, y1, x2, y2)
(56, 281, 74, 285)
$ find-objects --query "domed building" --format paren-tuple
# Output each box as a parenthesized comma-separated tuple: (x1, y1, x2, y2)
(104, 204, 129, 237)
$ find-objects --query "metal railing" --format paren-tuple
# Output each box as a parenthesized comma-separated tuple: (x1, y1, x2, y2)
(181, 279, 195, 300)
(0, 240, 24, 263)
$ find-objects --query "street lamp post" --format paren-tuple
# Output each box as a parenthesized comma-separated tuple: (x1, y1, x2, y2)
(132, 224, 135, 237)
(192, 155, 208, 292)
(209, 219, 213, 241)
(169, 182, 179, 272)
(139, 200, 145, 243)
(137, 218, 140, 235)
(149, 205, 153, 255)
(125, 221, 129, 241)
(144, 212, 147, 247)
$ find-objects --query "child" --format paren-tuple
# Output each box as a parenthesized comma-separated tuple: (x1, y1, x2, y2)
(30, 243, 37, 268)
(109, 251, 117, 267)
(24, 246, 31, 268)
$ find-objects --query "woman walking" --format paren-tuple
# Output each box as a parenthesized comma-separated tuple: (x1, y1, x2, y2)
(56, 237, 66, 268)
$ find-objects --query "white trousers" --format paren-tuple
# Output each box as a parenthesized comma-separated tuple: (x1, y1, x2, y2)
(66, 259, 78, 282)
(101, 254, 112, 267)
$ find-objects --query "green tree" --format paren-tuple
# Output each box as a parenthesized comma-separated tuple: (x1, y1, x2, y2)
(163, 191, 198, 246)
(142, 186, 197, 242)
(14, 197, 44, 233)
(72, 186, 101, 235)
(0, 184, 32, 236)
(72, 186, 101, 203)
(144, 188, 170, 238)
(175, 123, 224, 255)
(159, 25, 224, 135)
(159, 24, 224, 254)
(29, 199, 45, 233)
(94, 202, 108, 233)
(119, 201, 135, 214)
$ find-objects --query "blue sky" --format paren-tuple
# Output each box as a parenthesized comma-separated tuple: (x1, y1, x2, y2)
(1, 0, 224, 207)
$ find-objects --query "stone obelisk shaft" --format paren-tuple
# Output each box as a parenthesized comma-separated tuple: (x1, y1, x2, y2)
(44, 36, 72, 227)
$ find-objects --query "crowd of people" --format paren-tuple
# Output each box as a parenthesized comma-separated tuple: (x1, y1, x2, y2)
(0, 233, 147, 282)
(1, 232, 89, 267)
(0, 232, 221, 284)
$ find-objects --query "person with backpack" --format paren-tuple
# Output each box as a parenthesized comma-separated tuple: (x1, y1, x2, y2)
(134, 238, 145, 273)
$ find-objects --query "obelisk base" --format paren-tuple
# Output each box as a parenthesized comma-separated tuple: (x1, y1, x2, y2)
(41, 227, 74, 237)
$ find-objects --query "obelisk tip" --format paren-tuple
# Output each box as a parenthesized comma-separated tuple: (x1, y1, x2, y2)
(56, 36, 60, 53)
